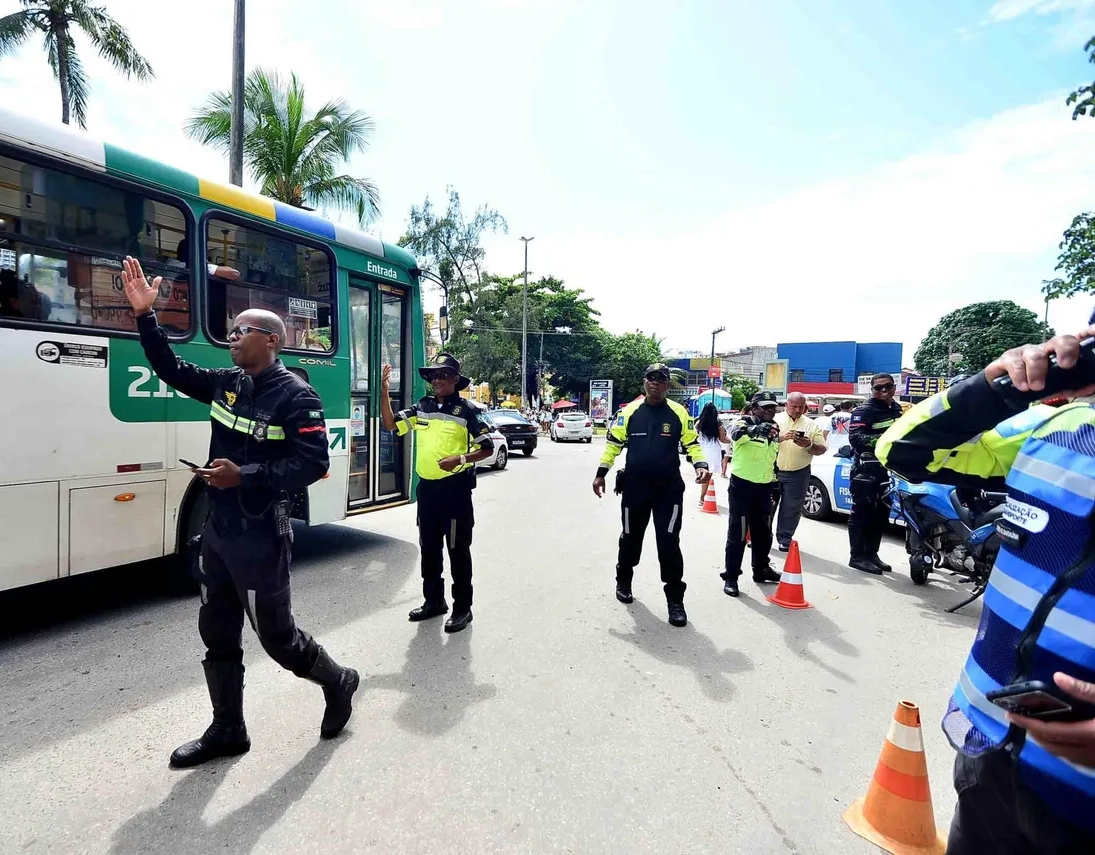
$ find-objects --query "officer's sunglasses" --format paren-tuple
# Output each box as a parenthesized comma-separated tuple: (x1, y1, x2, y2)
(645, 373, 669, 383)
(228, 324, 276, 340)
(873, 382, 895, 392)
(427, 370, 457, 381)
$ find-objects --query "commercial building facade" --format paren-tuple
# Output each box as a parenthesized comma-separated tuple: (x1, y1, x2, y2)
(777, 340, 902, 396)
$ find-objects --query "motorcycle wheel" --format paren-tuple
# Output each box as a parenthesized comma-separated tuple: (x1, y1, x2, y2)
(909, 553, 932, 585)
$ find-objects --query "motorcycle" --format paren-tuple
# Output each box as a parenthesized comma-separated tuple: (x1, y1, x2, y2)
(889, 474, 1008, 613)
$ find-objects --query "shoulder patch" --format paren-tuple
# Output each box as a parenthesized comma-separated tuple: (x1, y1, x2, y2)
(308, 410, 323, 419)
(615, 414, 625, 427)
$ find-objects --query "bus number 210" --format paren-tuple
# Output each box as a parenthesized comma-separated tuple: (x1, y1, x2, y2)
(127, 366, 190, 399)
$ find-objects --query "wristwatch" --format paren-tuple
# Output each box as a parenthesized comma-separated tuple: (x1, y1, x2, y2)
(459, 454, 467, 466)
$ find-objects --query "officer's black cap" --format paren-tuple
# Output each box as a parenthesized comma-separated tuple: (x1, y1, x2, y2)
(418, 352, 471, 391)
(752, 391, 778, 407)
(644, 363, 670, 381)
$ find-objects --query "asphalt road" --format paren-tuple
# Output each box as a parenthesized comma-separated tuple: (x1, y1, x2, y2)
(0, 438, 983, 855)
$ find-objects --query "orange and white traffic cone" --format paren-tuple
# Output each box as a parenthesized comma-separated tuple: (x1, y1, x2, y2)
(766, 540, 812, 609)
(701, 481, 719, 514)
(843, 701, 946, 855)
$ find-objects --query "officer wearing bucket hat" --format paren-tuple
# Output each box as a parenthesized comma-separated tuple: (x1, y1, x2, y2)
(381, 353, 494, 632)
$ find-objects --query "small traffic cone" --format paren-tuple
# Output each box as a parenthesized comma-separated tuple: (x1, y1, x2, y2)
(701, 481, 719, 514)
(843, 701, 946, 855)
(766, 540, 812, 609)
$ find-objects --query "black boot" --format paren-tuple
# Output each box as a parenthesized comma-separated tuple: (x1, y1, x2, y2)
(867, 529, 892, 572)
(408, 601, 448, 622)
(445, 609, 474, 633)
(667, 602, 688, 627)
(307, 647, 360, 739)
(849, 528, 883, 575)
(615, 583, 634, 604)
(752, 565, 781, 584)
(170, 661, 251, 768)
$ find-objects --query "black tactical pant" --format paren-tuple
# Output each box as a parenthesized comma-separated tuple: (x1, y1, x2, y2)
(616, 475, 686, 602)
(416, 476, 475, 612)
(947, 751, 1095, 854)
(198, 519, 319, 676)
(849, 461, 890, 544)
(725, 475, 775, 579)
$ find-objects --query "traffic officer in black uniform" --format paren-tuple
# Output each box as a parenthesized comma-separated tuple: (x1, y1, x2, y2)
(593, 363, 710, 628)
(847, 372, 903, 575)
(380, 353, 494, 632)
(121, 257, 359, 769)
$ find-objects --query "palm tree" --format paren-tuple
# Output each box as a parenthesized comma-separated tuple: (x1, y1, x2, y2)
(187, 68, 380, 226)
(0, 0, 153, 128)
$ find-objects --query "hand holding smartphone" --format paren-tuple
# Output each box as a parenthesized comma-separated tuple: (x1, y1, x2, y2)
(986, 680, 1095, 722)
(179, 458, 201, 470)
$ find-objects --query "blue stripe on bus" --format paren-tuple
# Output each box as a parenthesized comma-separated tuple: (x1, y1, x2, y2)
(274, 202, 337, 240)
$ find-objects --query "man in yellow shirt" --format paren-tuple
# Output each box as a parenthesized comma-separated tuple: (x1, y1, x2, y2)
(771, 392, 827, 551)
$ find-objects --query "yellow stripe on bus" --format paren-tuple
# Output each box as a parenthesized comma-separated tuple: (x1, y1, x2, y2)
(198, 179, 276, 220)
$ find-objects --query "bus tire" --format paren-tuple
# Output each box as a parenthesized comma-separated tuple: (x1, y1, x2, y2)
(172, 482, 209, 593)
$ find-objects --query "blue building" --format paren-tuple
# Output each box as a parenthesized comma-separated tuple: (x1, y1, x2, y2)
(776, 341, 902, 395)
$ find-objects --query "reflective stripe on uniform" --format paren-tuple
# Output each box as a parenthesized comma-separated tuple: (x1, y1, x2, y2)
(210, 401, 286, 439)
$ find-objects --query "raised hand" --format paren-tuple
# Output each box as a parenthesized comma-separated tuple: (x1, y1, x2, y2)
(122, 256, 160, 316)
(381, 364, 392, 393)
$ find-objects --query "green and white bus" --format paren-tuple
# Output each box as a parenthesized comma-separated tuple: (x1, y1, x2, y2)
(0, 107, 427, 592)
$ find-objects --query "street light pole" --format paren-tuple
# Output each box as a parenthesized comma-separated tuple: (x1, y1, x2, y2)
(520, 236, 535, 408)
(228, 0, 246, 187)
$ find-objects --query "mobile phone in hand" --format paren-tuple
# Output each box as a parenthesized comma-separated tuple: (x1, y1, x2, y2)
(179, 458, 201, 470)
(986, 680, 1095, 721)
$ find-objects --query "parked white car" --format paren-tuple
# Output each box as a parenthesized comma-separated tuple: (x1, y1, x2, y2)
(476, 413, 510, 470)
(550, 411, 593, 443)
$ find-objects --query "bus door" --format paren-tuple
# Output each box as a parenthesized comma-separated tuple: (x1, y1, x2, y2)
(347, 279, 410, 508)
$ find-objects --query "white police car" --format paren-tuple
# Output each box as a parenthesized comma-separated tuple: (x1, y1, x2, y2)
(802, 445, 903, 525)
(802, 446, 855, 520)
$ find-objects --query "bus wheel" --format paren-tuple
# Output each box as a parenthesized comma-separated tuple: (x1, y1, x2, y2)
(172, 485, 209, 593)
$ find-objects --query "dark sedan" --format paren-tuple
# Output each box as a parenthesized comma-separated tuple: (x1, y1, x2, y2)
(486, 410, 539, 456)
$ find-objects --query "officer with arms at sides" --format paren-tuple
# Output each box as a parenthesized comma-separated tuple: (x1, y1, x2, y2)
(771, 391, 827, 551)
(847, 373, 903, 575)
(722, 392, 784, 596)
(877, 322, 1095, 853)
(380, 353, 494, 633)
(593, 363, 710, 628)
(120, 257, 359, 769)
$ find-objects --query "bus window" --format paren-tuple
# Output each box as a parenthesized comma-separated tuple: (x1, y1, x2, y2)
(0, 152, 191, 335)
(204, 217, 333, 353)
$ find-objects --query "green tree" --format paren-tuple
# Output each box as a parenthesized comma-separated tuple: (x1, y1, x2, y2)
(0, 0, 153, 128)
(1043, 212, 1095, 301)
(187, 68, 379, 226)
(724, 374, 758, 409)
(602, 331, 663, 400)
(914, 301, 1052, 376)
(1067, 36, 1095, 120)
(398, 188, 507, 305)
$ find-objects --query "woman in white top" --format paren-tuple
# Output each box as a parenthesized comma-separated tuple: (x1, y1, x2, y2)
(695, 403, 729, 506)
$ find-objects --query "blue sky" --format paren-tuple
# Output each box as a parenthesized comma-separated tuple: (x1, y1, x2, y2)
(3, 0, 1095, 365)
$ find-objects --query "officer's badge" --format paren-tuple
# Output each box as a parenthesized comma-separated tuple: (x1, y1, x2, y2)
(453, 406, 462, 415)
(661, 422, 672, 435)
(225, 391, 237, 407)
(253, 420, 268, 441)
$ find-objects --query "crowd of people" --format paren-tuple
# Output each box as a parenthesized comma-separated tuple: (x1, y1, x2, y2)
(118, 250, 1095, 851)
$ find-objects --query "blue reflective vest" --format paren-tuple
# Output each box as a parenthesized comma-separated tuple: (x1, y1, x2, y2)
(877, 391, 1095, 831)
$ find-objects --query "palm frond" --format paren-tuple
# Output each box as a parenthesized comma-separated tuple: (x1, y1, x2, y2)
(184, 89, 233, 150)
(303, 174, 380, 227)
(65, 38, 90, 129)
(73, 1, 153, 80)
(0, 10, 34, 57)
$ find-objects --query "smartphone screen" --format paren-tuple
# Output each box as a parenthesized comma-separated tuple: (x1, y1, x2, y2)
(990, 690, 1072, 718)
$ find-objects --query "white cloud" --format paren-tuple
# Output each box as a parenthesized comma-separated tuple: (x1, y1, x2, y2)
(484, 96, 1095, 364)
(987, 0, 1095, 22)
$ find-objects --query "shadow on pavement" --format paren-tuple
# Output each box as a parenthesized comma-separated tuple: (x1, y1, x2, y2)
(734, 589, 860, 684)
(108, 739, 337, 855)
(363, 621, 498, 736)
(0, 525, 416, 765)
(608, 600, 753, 702)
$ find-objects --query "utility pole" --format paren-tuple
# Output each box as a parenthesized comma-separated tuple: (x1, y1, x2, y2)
(228, 0, 246, 187)
(520, 236, 535, 408)
(710, 325, 725, 369)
